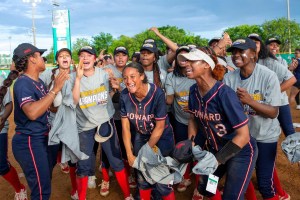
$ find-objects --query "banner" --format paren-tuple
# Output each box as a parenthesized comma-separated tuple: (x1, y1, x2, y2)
(52, 9, 71, 55)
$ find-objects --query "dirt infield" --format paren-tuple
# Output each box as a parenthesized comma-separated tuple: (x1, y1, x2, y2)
(1, 106, 300, 200)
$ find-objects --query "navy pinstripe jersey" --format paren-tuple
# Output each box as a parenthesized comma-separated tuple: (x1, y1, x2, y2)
(188, 81, 248, 151)
(120, 83, 170, 135)
(13, 75, 50, 135)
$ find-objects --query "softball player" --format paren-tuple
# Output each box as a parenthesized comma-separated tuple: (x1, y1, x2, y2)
(248, 33, 294, 199)
(0, 73, 27, 200)
(224, 38, 283, 200)
(266, 38, 288, 67)
(178, 47, 257, 200)
(39, 48, 78, 199)
(11, 43, 68, 200)
(120, 62, 175, 200)
(99, 46, 137, 197)
(73, 46, 132, 200)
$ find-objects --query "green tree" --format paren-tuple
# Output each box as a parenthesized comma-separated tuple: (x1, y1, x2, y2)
(224, 24, 263, 42)
(45, 47, 55, 65)
(72, 38, 91, 63)
(261, 17, 300, 53)
(92, 32, 113, 54)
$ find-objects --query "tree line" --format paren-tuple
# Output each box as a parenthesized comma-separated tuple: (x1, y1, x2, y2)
(46, 17, 300, 64)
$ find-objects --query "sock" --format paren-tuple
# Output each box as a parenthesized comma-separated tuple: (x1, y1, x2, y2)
(76, 176, 88, 200)
(208, 189, 222, 200)
(162, 191, 175, 200)
(245, 181, 257, 200)
(69, 167, 77, 194)
(115, 168, 130, 198)
(56, 151, 62, 164)
(140, 188, 152, 200)
(101, 167, 110, 182)
(2, 166, 22, 192)
(183, 163, 191, 180)
(273, 168, 285, 196)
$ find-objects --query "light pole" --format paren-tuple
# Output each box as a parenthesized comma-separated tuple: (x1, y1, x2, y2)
(22, 0, 41, 46)
(287, 0, 291, 54)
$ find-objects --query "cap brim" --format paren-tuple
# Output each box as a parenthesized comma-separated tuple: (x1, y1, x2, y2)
(38, 49, 47, 55)
(140, 47, 156, 53)
(78, 49, 96, 56)
(226, 45, 249, 52)
(114, 50, 128, 55)
(177, 53, 200, 62)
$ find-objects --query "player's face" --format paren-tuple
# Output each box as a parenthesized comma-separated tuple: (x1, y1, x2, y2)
(295, 51, 300, 59)
(123, 67, 144, 94)
(57, 50, 72, 70)
(231, 49, 253, 68)
(140, 50, 156, 67)
(114, 52, 128, 68)
(177, 50, 189, 68)
(79, 52, 96, 70)
(186, 60, 207, 79)
(268, 42, 279, 55)
(32, 52, 46, 72)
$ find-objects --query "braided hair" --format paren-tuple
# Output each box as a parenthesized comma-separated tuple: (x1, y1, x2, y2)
(0, 54, 33, 106)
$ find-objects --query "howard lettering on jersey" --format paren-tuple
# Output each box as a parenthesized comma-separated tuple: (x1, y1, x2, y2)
(194, 110, 221, 121)
(79, 85, 108, 109)
(127, 113, 154, 121)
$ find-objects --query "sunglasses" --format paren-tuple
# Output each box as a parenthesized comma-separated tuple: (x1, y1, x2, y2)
(104, 55, 112, 60)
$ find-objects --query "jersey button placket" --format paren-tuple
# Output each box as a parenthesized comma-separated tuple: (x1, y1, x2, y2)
(138, 103, 143, 130)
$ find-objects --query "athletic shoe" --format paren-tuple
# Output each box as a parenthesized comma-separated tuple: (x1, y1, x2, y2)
(293, 123, 300, 128)
(70, 190, 79, 200)
(192, 188, 204, 200)
(128, 174, 137, 189)
(124, 194, 134, 200)
(59, 163, 70, 174)
(177, 178, 192, 192)
(14, 185, 27, 200)
(296, 105, 300, 110)
(88, 176, 97, 189)
(279, 192, 291, 200)
(99, 180, 110, 197)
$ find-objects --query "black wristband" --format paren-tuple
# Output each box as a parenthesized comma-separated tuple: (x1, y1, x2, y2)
(215, 140, 242, 165)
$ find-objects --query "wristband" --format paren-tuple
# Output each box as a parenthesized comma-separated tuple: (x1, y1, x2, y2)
(215, 140, 242, 165)
(49, 90, 57, 96)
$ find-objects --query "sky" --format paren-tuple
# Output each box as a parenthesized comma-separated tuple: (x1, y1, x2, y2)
(0, 0, 299, 55)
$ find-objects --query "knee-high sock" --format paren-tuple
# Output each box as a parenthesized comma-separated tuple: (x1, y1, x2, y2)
(273, 168, 285, 196)
(69, 166, 77, 193)
(101, 167, 110, 182)
(76, 176, 88, 200)
(162, 191, 175, 200)
(245, 181, 257, 200)
(140, 188, 152, 200)
(56, 151, 62, 164)
(2, 166, 22, 192)
(115, 168, 130, 198)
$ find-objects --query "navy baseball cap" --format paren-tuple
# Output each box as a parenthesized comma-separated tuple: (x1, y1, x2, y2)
(114, 46, 128, 55)
(227, 38, 257, 52)
(171, 139, 193, 163)
(13, 43, 47, 63)
(78, 46, 97, 56)
(266, 37, 281, 45)
(144, 38, 157, 45)
(55, 48, 72, 60)
(247, 33, 262, 42)
(140, 43, 158, 53)
(208, 37, 222, 46)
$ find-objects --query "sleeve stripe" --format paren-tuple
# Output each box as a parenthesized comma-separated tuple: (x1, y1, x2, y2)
(121, 115, 128, 118)
(20, 99, 34, 108)
(155, 114, 167, 120)
(233, 118, 249, 129)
